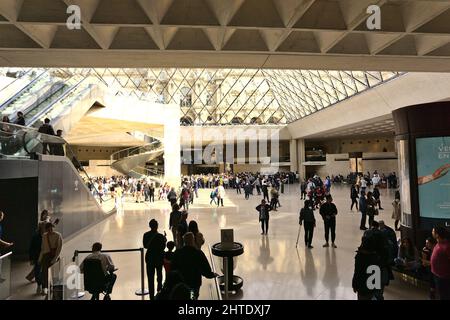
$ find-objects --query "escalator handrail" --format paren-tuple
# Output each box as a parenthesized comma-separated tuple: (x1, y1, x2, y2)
(27, 76, 89, 126)
(0, 69, 35, 95)
(1, 121, 107, 203)
(0, 70, 48, 112)
(110, 140, 163, 162)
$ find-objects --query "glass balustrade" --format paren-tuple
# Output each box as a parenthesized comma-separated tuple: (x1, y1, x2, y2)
(0, 252, 12, 300)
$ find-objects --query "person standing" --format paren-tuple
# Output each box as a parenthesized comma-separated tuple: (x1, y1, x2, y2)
(235, 176, 241, 194)
(372, 185, 383, 210)
(188, 221, 205, 250)
(171, 233, 218, 300)
(143, 219, 167, 300)
(352, 236, 381, 300)
(149, 183, 155, 203)
(169, 204, 182, 247)
(270, 187, 279, 211)
(261, 181, 269, 202)
(217, 184, 225, 207)
(359, 191, 368, 230)
(256, 199, 272, 235)
(52, 130, 65, 156)
(319, 195, 338, 248)
(15, 111, 26, 126)
(37, 118, 55, 155)
(299, 200, 316, 248)
(366, 192, 377, 228)
(244, 182, 252, 200)
(350, 184, 359, 211)
(392, 191, 401, 231)
(167, 187, 177, 207)
(39, 222, 62, 296)
(300, 180, 307, 200)
(431, 226, 450, 300)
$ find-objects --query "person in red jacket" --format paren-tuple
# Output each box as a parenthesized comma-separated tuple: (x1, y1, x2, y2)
(431, 226, 450, 300)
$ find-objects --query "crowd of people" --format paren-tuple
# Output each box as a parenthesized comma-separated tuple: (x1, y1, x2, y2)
(2, 166, 449, 301)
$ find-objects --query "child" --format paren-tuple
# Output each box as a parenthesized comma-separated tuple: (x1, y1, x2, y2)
(163, 241, 175, 273)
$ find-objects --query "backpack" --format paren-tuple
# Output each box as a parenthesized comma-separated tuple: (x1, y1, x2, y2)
(210, 191, 216, 199)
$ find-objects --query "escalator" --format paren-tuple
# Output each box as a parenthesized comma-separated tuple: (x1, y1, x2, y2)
(110, 141, 165, 184)
(0, 121, 116, 255)
(0, 70, 100, 133)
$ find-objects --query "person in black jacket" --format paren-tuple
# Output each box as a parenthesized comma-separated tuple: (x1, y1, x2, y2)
(171, 232, 218, 299)
(299, 200, 316, 248)
(28, 228, 43, 293)
(261, 182, 269, 202)
(256, 199, 272, 235)
(319, 195, 338, 248)
(169, 204, 182, 247)
(359, 191, 368, 230)
(15, 111, 25, 126)
(350, 184, 359, 211)
(372, 185, 384, 210)
(352, 236, 382, 300)
(143, 219, 167, 300)
(37, 118, 55, 155)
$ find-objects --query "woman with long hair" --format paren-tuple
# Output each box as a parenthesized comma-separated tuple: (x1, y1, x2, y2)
(188, 220, 205, 250)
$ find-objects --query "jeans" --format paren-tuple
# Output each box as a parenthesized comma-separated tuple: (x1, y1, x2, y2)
(263, 192, 269, 202)
(260, 219, 269, 234)
(303, 222, 314, 246)
(324, 219, 336, 243)
(146, 263, 163, 300)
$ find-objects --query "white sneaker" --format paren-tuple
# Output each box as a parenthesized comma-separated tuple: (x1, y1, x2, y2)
(36, 285, 42, 294)
(41, 288, 48, 296)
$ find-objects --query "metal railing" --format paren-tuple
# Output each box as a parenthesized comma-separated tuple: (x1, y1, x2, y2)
(0, 121, 110, 206)
(208, 245, 222, 300)
(27, 76, 89, 127)
(110, 140, 163, 162)
(0, 252, 12, 300)
(71, 248, 148, 299)
(0, 70, 47, 111)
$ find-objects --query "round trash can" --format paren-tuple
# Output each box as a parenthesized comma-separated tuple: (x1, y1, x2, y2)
(211, 242, 244, 295)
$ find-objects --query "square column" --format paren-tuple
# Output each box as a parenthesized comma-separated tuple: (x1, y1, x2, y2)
(163, 105, 181, 187)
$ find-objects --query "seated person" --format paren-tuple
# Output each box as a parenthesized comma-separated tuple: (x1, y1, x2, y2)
(421, 237, 437, 299)
(163, 241, 175, 273)
(80, 242, 117, 300)
(394, 238, 421, 272)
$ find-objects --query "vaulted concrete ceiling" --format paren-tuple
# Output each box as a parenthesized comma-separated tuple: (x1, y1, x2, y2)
(2, 0, 450, 71)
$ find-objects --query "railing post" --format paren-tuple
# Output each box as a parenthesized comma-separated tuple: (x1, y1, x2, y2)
(135, 247, 149, 298)
(71, 251, 85, 299)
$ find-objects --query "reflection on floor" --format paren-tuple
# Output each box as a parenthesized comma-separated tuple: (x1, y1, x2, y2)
(11, 184, 428, 300)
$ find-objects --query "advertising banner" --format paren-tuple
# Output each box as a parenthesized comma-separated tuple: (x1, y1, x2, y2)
(416, 137, 450, 227)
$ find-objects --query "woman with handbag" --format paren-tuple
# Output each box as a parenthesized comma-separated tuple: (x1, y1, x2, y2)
(39, 222, 63, 296)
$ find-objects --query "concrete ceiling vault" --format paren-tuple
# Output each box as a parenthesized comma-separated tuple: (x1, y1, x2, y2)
(2, 0, 450, 70)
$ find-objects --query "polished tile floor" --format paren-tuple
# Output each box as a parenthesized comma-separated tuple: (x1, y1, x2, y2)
(12, 183, 428, 300)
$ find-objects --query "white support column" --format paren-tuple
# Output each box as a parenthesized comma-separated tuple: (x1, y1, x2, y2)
(289, 139, 298, 172)
(297, 139, 306, 181)
(163, 104, 181, 187)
